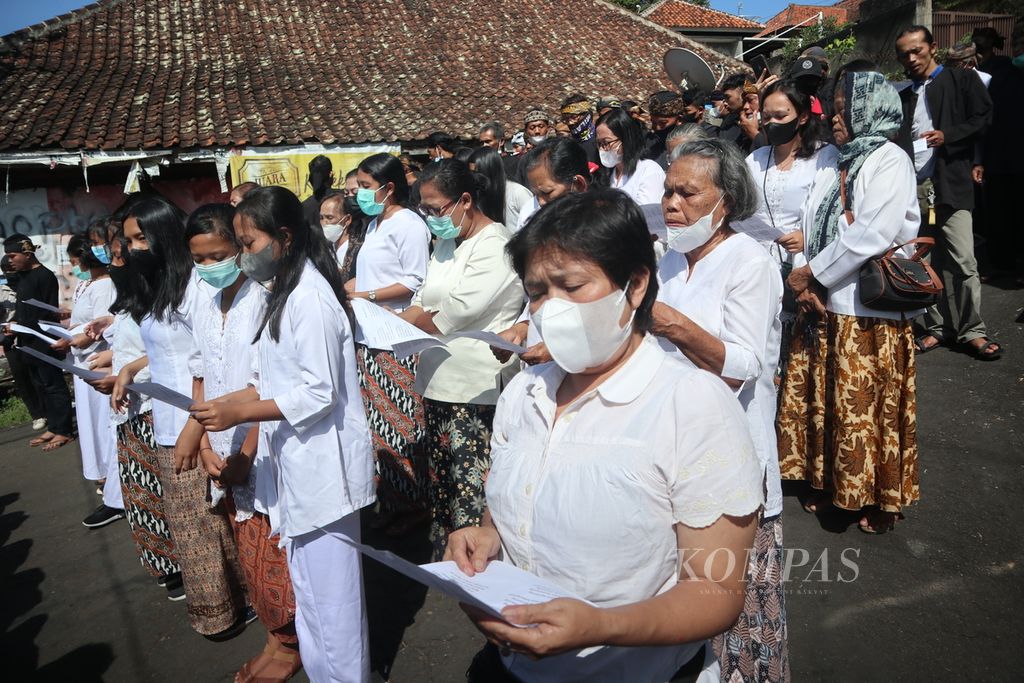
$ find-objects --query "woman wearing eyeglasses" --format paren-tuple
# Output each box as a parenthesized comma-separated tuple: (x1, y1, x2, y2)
(399, 159, 523, 558)
(595, 108, 666, 207)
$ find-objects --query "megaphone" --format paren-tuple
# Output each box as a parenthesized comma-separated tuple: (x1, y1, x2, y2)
(663, 48, 717, 93)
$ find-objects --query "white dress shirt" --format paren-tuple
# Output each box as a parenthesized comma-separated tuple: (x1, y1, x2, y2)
(111, 312, 151, 424)
(412, 222, 522, 404)
(70, 277, 116, 362)
(355, 208, 430, 312)
(802, 142, 922, 319)
(254, 260, 375, 542)
(911, 78, 937, 181)
(504, 180, 534, 232)
(486, 336, 763, 683)
(139, 273, 209, 447)
(657, 234, 784, 516)
(189, 278, 268, 521)
(611, 158, 666, 206)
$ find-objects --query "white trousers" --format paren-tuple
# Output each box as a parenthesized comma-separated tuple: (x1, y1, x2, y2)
(101, 428, 123, 510)
(286, 512, 369, 683)
(74, 376, 115, 480)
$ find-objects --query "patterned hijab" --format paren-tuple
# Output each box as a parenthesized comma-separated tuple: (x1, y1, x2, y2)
(808, 71, 903, 260)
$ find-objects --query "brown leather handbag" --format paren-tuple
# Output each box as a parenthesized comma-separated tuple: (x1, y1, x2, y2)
(839, 169, 944, 312)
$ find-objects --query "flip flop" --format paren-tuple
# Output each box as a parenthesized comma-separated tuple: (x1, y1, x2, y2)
(914, 334, 943, 354)
(41, 436, 75, 452)
(963, 338, 1002, 361)
(29, 433, 56, 447)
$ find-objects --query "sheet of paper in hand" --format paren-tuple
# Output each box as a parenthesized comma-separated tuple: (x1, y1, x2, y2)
(127, 382, 195, 411)
(449, 330, 528, 354)
(350, 298, 447, 359)
(9, 323, 60, 346)
(38, 321, 76, 341)
(23, 298, 62, 314)
(17, 345, 106, 381)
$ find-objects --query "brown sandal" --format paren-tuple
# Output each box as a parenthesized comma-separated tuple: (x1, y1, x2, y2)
(42, 435, 75, 452)
(235, 640, 301, 683)
(29, 432, 56, 447)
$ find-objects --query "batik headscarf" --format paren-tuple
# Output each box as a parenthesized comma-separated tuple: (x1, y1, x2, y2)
(808, 71, 903, 260)
(561, 100, 595, 142)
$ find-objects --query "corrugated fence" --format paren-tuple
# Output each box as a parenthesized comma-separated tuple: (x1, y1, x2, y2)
(932, 11, 1017, 49)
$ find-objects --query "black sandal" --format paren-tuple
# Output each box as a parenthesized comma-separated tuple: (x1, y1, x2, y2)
(963, 338, 1002, 361)
(914, 334, 944, 354)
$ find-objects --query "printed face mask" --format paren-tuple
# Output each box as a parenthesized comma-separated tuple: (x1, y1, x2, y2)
(239, 242, 279, 284)
(533, 288, 634, 374)
(667, 195, 724, 254)
(195, 254, 242, 289)
(356, 186, 391, 216)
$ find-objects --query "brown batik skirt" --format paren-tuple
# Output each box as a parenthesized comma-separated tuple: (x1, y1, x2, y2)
(776, 312, 920, 513)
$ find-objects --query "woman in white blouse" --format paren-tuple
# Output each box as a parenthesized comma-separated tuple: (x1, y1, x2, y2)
(596, 107, 666, 207)
(174, 203, 301, 681)
(779, 69, 921, 535)
(192, 186, 375, 682)
(111, 198, 247, 638)
(652, 139, 788, 683)
(446, 190, 763, 683)
(347, 153, 433, 535)
(399, 160, 523, 558)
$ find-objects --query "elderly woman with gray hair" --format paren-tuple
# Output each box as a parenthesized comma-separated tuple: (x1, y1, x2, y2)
(651, 138, 788, 683)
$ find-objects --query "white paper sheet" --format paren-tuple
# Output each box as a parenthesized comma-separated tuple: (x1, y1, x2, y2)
(350, 298, 446, 359)
(17, 345, 106, 381)
(23, 298, 62, 314)
(641, 203, 668, 242)
(913, 137, 929, 154)
(9, 323, 60, 346)
(38, 322, 75, 341)
(127, 381, 195, 411)
(348, 540, 587, 625)
(449, 330, 528, 354)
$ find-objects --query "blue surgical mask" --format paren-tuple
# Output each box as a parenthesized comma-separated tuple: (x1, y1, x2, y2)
(91, 244, 112, 265)
(425, 201, 465, 240)
(195, 254, 242, 289)
(0, 277, 7, 287)
(356, 186, 391, 216)
(72, 265, 91, 281)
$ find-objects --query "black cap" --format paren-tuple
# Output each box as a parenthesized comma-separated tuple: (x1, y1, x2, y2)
(789, 57, 825, 80)
(3, 233, 35, 254)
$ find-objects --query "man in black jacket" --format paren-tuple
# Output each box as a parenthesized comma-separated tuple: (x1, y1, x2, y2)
(895, 25, 1000, 360)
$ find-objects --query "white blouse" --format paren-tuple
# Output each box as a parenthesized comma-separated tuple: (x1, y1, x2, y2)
(734, 144, 839, 247)
(486, 337, 763, 683)
(355, 208, 431, 312)
(139, 273, 208, 447)
(189, 279, 268, 521)
(656, 234, 784, 517)
(801, 142, 921, 319)
(111, 312, 152, 424)
(411, 223, 522, 404)
(503, 180, 534, 232)
(254, 260, 374, 541)
(70, 277, 116, 362)
(611, 158, 666, 206)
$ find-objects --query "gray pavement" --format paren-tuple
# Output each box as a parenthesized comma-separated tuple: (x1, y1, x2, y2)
(2, 280, 1022, 682)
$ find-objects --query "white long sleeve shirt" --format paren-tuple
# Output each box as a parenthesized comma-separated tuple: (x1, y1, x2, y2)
(802, 142, 922, 319)
(656, 233, 784, 516)
(610, 158, 666, 206)
(355, 208, 431, 312)
(254, 260, 374, 542)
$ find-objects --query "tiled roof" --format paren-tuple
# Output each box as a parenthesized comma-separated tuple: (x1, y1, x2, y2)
(755, 3, 850, 38)
(643, 0, 763, 31)
(0, 0, 748, 151)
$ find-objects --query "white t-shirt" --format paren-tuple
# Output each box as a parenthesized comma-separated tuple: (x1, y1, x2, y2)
(411, 223, 522, 404)
(657, 234, 784, 517)
(486, 336, 763, 683)
(610, 158, 666, 206)
(503, 180, 534, 232)
(111, 312, 151, 424)
(355, 208, 430, 312)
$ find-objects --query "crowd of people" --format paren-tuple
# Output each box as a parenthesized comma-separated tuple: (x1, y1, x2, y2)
(0, 19, 1021, 683)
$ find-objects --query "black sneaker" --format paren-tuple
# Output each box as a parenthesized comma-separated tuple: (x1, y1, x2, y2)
(244, 605, 258, 625)
(165, 574, 186, 602)
(82, 505, 125, 529)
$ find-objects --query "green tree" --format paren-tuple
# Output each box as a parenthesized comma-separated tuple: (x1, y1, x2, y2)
(779, 16, 850, 64)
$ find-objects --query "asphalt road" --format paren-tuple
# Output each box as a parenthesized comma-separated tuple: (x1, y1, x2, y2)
(1, 280, 1021, 682)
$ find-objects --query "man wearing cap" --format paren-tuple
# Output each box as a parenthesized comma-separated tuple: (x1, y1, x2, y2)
(973, 27, 1011, 75)
(790, 50, 832, 120)
(558, 95, 600, 165)
(895, 25, 998, 360)
(1, 234, 75, 449)
(523, 109, 553, 149)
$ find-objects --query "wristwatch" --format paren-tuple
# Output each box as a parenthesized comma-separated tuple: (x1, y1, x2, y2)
(368, 290, 377, 302)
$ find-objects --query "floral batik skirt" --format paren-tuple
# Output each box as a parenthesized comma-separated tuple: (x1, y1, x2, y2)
(776, 312, 919, 513)
(423, 399, 495, 560)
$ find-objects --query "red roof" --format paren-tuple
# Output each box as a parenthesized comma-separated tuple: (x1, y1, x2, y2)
(643, 0, 763, 31)
(755, 3, 851, 38)
(0, 0, 748, 152)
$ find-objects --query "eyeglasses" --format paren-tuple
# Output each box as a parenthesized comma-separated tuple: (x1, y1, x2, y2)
(597, 137, 621, 151)
(418, 199, 457, 218)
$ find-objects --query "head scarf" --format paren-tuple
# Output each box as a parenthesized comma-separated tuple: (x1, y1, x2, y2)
(808, 71, 903, 260)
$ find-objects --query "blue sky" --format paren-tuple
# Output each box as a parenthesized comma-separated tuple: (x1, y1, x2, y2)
(0, 0, 837, 36)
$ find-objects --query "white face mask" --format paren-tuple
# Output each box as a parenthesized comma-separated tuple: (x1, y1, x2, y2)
(533, 289, 634, 374)
(667, 195, 724, 254)
(599, 148, 623, 168)
(321, 223, 345, 243)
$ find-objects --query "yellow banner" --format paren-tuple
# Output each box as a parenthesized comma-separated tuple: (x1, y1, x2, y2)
(228, 146, 398, 200)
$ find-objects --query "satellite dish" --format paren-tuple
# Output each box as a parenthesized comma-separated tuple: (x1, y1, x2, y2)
(663, 48, 717, 93)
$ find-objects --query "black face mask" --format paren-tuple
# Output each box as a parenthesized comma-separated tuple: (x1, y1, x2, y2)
(4, 272, 20, 289)
(342, 196, 363, 219)
(654, 124, 676, 143)
(128, 249, 160, 288)
(764, 118, 801, 147)
(107, 264, 132, 294)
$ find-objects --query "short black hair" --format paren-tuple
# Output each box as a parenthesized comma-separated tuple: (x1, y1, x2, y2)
(897, 25, 934, 45)
(721, 73, 749, 93)
(506, 189, 657, 333)
(185, 203, 239, 248)
(523, 137, 590, 186)
(426, 132, 457, 153)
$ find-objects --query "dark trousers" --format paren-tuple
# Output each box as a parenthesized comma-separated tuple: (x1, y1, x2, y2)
(25, 354, 73, 436)
(5, 346, 44, 419)
(983, 172, 1023, 274)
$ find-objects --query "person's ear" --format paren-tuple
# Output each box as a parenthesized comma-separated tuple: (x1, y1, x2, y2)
(798, 111, 810, 127)
(571, 175, 588, 193)
(627, 268, 650, 312)
(279, 226, 293, 252)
